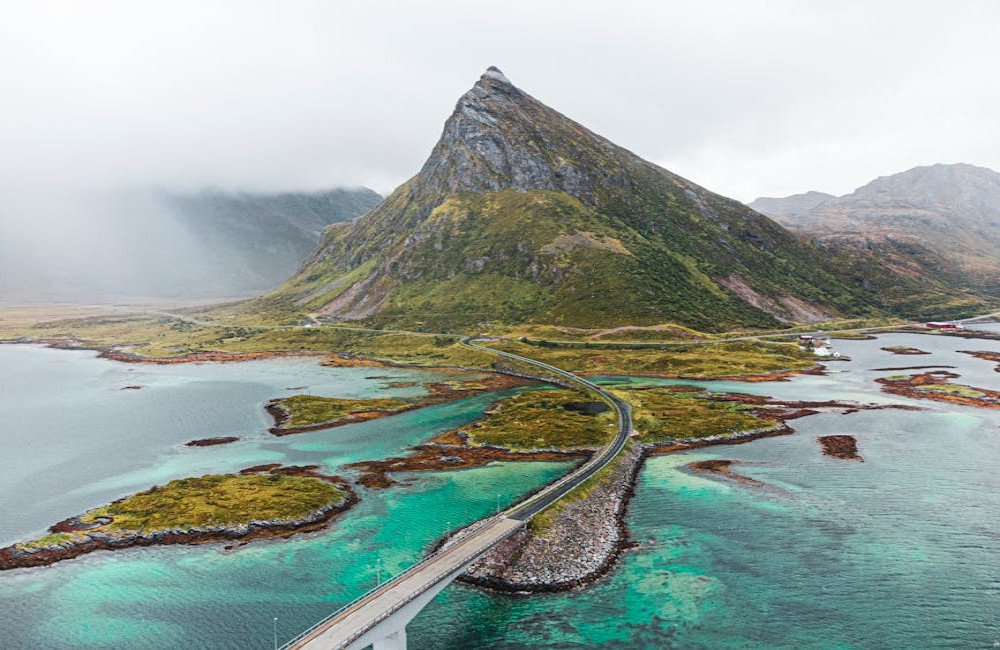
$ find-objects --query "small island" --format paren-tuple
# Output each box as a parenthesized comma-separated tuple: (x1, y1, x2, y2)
(266, 376, 532, 435)
(185, 436, 239, 447)
(881, 345, 929, 355)
(817, 435, 863, 461)
(877, 371, 1000, 408)
(959, 350, 1000, 372)
(688, 459, 764, 485)
(0, 472, 357, 570)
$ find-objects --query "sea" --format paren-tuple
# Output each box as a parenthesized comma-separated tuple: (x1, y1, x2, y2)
(0, 328, 997, 648)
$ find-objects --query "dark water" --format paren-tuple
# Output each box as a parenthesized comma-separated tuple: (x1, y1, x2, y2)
(1, 332, 999, 648)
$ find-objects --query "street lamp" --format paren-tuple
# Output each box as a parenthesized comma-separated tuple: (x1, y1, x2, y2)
(375, 557, 382, 586)
(273, 617, 278, 650)
(496, 493, 501, 515)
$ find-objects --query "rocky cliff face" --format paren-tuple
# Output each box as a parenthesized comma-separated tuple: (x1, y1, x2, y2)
(265, 68, 973, 330)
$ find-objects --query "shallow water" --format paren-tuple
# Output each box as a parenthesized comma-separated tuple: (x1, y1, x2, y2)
(2, 332, 1000, 648)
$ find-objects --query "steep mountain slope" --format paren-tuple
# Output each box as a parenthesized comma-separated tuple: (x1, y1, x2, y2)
(752, 164, 1000, 294)
(263, 68, 974, 331)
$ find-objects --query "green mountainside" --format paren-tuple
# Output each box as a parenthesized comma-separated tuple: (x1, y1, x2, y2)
(258, 68, 980, 331)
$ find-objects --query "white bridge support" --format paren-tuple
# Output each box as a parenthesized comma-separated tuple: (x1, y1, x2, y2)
(342, 569, 462, 650)
(286, 517, 524, 650)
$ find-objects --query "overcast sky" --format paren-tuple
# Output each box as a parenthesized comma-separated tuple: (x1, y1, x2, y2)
(2, 0, 999, 202)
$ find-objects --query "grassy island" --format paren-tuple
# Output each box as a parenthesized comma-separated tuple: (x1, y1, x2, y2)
(877, 370, 1000, 408)
(268, 394, 412, 433)
(613, 386, 782, 444)
(82, 473, 346, 531)
(1, 473, 355, 570)
(459, 389, 615, 450)
(266, 376, 530, 435)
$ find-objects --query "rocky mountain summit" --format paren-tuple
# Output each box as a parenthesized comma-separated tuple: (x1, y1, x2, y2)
(752, 163, 1000, 294)
(264, 68, 974, 330)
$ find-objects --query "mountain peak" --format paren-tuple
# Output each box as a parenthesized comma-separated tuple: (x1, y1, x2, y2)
(481, 66, 511, 85)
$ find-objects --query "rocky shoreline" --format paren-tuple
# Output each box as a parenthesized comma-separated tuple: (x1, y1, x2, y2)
(459, 439, 645, 593)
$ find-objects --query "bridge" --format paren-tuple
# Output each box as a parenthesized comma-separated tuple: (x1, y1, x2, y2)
(280, 337, 632, 650)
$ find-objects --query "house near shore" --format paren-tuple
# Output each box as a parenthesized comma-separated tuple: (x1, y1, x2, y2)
(925, 321, 962, 330)
(800, 337, 840, 358)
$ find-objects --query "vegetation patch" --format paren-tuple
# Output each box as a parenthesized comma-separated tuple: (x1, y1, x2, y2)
(488, 339, 818, 380)
(81, 474, 345, 532)
(267, 394, 411, 434)
(458, 389, 616, 451)
(612, 386, 782, 444)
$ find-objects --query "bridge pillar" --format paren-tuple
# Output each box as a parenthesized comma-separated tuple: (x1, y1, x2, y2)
(371, 627, 406, 650)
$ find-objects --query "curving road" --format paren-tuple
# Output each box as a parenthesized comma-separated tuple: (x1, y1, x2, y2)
(459, 337, 633, 521)
(283, 338, 633, 649)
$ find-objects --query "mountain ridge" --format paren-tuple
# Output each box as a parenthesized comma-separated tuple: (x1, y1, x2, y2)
(751, 163, 1000, 294)
(260, 69, 980, 330)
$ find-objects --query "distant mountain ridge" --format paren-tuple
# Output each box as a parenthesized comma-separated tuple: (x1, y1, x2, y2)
(750, 163, 1000, 293)
(0, 186, 381, 303)
(164, 187, 382, 294)
(261, 68, 976, 331)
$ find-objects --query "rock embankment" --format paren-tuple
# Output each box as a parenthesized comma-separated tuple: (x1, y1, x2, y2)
(460, 439, 644, 593)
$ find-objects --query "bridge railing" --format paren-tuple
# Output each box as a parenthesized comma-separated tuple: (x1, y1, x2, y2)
(329, 518, 528, 650)
(278, 514, 507, 649)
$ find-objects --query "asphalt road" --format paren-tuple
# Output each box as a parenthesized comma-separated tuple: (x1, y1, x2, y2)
(460, 337, 633, 522)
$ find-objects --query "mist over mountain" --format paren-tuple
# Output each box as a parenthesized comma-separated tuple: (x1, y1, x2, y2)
(0, 187, 380, 304)
(260, 68, 974, 332)
(751, 163, 1000, 294)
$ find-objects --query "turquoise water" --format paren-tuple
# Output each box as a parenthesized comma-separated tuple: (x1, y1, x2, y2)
(2, 332, 1000, 648)
(0, 345, 569, 648)
(407, 331, 1000, 648)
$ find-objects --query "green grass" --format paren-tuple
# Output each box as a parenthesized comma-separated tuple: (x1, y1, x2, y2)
(460, 388, 615, 450)
(271, 394, 411, 428)
(17, 532, 86, 551)
(79, 474, 345, 532)
(614, 386, 780, 444)
(914, 383, 986, 398)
